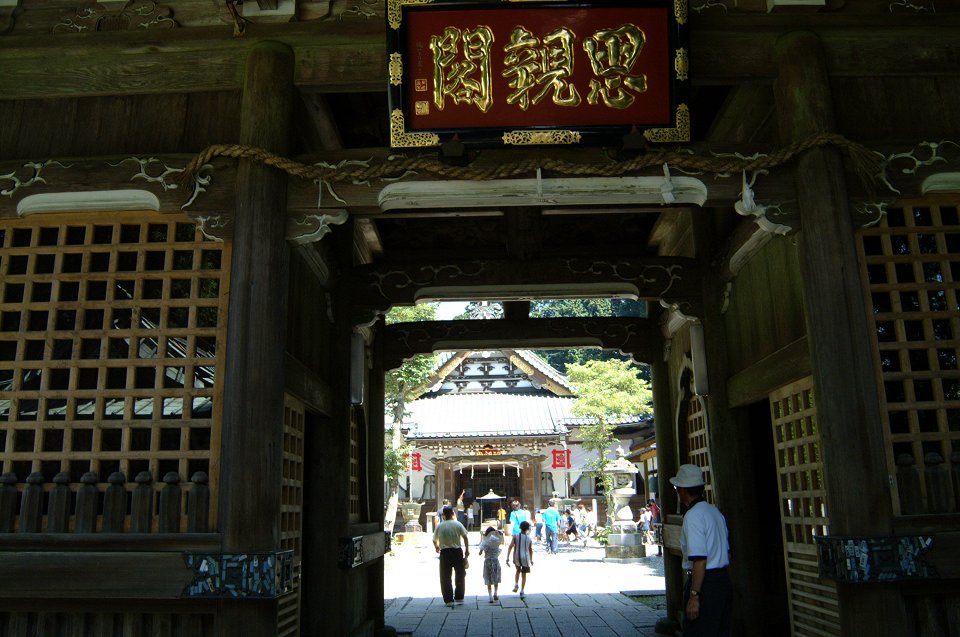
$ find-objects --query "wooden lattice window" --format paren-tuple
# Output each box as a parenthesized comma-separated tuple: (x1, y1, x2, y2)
(684, 393, 713, 502)
(278, 395, 304, 637)
(0, 213, 228, 530)
(856, 200, 960, 515)
(769, 378, 839, 637)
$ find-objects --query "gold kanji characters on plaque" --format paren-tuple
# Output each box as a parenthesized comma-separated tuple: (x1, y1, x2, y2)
(428, 22, 648, 113)
(502, 26, 582, 111)
(430, 25, 495, 113)
(583, 24, 648, 109)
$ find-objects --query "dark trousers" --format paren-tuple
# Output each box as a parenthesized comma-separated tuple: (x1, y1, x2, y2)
(683, 568, 732, 637)
(439, 548, 466, 603)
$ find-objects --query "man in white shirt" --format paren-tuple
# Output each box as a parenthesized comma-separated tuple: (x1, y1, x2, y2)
(670, 464, 732, 637)
(432, 505, 470, 607)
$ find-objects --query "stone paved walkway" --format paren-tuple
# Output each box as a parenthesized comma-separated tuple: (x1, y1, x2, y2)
(385, 593, 663, 637)
(384, 531, 667, 637)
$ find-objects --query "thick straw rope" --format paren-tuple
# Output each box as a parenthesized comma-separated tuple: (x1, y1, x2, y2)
(180, 132, 881, 186)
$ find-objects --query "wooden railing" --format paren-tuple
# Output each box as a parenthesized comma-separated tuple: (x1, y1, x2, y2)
(895, 452, 960, 515)
(0, 470, 210, 534)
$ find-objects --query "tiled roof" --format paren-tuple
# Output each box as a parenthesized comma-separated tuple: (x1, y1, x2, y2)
(404, 393, 574, 439)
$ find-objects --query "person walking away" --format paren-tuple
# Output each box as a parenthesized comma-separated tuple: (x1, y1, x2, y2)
(466, 499, 475, 529)
(563, 509, 579, 542)
(540, 502, 562, 554)
(505, 520, 534, 598)
(497, 505, 506, 530)
(478, 526, 503, 603)
(508, 499, 529, 537)
(670, 464, 732, 636)
(534, 509, 543, 543)
(432, 505, 470, 608)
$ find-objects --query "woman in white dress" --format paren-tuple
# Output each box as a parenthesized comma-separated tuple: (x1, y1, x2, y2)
(505, 520, 534, 599)
(478, 526, 504, 603)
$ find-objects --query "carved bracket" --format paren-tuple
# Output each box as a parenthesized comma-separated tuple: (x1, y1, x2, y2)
(877, 140, 960, 195)
(733, 170, 798, 235)
(190, 209, 350, 243)
(1, 160, 71, 198)
(852, 200, 895, 228)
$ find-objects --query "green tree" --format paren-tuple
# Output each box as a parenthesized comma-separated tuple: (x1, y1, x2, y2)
(529, 299, 648, 374)
(566, 358, 652, 527)
(383, 304, 438, 531)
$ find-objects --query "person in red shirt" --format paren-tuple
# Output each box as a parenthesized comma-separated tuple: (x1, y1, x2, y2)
(648, 498, 661, 523)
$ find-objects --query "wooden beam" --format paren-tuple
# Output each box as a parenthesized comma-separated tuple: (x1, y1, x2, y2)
(0, 15, 956, 100)
(348, 256, 706, 326)
(0, 552, 195, 599)
(1, 139, 947, 221)
(299, 92, 344, 151)
(0, 23, 387, 99)
(285, 352, 334, 416)
(0, 533, 220, 552)
(726, 337, 810, 407)
(381, 316, 663, 370)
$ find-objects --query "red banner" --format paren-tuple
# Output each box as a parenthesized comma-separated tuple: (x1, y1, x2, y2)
(404, 452, 423, 471)
(551, 449, 571, 469)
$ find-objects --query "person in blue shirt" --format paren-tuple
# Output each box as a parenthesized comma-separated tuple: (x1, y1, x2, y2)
(508, 499, 529, 535)
(539, 502, 562, 554)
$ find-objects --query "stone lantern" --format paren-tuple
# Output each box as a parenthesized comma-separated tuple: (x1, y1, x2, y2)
(603, 446, 644, 561)
(399, 501, 423, 533)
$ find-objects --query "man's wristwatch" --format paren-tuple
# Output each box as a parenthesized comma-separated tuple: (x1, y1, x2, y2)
(690, 590, 700, 598)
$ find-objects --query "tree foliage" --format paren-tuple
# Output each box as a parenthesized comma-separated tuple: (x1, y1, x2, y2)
(383, 304, 438, 529)
(566, 358, 652, 525)
(528, 299, 648, 374)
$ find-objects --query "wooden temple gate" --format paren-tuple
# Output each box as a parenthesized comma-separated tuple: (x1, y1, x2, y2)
(2, 2, 960, 636)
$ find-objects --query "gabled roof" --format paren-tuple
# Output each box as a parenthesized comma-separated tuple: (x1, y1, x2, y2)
(404, 393, 573, 439)
(409, 348, 573, 400)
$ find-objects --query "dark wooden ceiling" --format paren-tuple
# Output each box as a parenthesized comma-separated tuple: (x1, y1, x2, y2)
(2, 1, 958, 268)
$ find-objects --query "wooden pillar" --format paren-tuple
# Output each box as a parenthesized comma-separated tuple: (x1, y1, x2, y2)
(216, 41, 294, 637)
(302, 217, 360, 636)
(692, 214, 766, 637)
(651, 355, 682, 632)
(773, 31, 906, 634)
(369, 324, 386, 630)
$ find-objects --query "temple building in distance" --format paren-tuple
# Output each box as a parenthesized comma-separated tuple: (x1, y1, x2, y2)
(397, 348, 655, 526)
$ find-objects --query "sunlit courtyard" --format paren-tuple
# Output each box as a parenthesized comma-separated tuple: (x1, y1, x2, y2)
(384, 531, 665, 636)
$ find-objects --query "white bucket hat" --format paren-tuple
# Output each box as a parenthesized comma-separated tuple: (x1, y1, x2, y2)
(669, 464, 705, 488)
